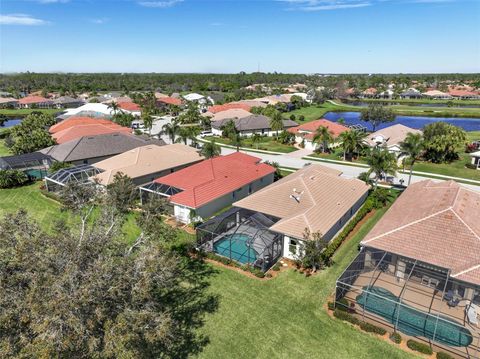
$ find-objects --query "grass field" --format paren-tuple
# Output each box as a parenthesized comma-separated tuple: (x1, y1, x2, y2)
(196, 205, 415, 359)
(351, 98, 480, 106)
(0, 108, 62, 117)
(204, 136, 298, 153)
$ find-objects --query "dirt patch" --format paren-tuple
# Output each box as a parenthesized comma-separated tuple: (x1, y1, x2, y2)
(164, 216, 196, 234)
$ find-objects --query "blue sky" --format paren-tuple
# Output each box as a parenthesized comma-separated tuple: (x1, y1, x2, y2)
(1, 0, 479, 73)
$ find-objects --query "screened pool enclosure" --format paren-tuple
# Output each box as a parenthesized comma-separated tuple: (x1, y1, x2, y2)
(196, 207, 283, 272)
(44, 165, 103, 192)
(336, 248, 480, 358)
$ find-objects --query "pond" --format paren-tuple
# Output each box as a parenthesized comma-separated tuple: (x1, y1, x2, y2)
(1, 117, 22, 128)
(343, 100, 480, 108)
(323, 112, 480, 132)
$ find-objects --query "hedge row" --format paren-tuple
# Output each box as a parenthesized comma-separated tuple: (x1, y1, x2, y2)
(322, 198, 375, 260)
(333, 309, 359, 325)
(0, 169, 29, 189)
(436, 352, 454, 359)
(389, 332, 402, 344)
(359, 322, 386, 335)
(205, 252, 265, 278)
(333, 309, 386, 336)
(407, 339, 433, 355)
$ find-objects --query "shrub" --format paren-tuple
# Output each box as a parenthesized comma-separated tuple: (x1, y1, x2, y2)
(327, 301, 335, 311)
(333, 309, 359, 325)
(466, 163, 478, 170)
(265, 273, 272, 278)
(321, 197, 375, 261)
(335, 298, 349, 312)
(407, 340, 432, 355)
(359, 322, 386, 335)
(436, 352, 454, 359)
(0, 169, 29, 188)
(389, 332, 402, 344)
(298, 115, 305, 122)
(271, 263, 281, 271)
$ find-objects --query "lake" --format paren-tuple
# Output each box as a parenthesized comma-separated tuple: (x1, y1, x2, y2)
(323, 112, 480, 132)
(1, 117, 22, 128)
(343, 101, 480, 108)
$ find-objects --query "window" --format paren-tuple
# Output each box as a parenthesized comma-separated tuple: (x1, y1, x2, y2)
(289, 239, 297, 255)
(248, 184, 252, 195)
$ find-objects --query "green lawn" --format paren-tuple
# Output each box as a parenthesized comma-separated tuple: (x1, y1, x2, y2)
(204, 136, 298, 153)
(0, 139, 11, 156)
(196, 205, 415, 359)
(352, 98, 480, 106)
(0, 108, 62, 117)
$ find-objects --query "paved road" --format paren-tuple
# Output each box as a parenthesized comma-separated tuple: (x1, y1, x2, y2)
(220, 147, 480, 193)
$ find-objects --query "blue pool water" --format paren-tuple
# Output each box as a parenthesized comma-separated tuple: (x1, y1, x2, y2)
(356, 286, 473, 347)
(323, 111, 480, 132)
(213, 234, 257, 264)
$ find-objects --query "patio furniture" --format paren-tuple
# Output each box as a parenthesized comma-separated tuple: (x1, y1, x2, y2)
(448, 298, 460, 308)
(444, 290, 454, 302)
(466, 304, 478, 325)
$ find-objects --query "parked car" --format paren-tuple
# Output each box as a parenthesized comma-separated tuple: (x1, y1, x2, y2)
(200, 130, 213, 138)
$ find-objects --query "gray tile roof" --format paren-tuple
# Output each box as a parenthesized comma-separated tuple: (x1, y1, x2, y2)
(211, 114, 298, 132)
(41, 133, 165, 163)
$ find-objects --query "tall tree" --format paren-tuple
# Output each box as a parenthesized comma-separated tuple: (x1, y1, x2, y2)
(200, 139, 221, 159)
(142, 111, 154, 135)
(251, 133, 262, 149)
(399, 132, 424, 185)
(161, 120, 180, 144)
(312, 126, 334, 153)
(269, 111, 284, 140)
(106, 172, 137, 214)
(360, 104, 395, 132)
(220, 119, 237, 139)
(229, 131, 243, 152)
(338, 130, 367, 160)
(9, 112, 56, 154)
(108, 101, 120, 115)
(422, 122, 466, 163)
(366, 146, 397, 188)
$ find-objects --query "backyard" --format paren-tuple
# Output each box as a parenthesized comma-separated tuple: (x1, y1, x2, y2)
(0, 181, 416, 358)
(203, 136, 298, 153)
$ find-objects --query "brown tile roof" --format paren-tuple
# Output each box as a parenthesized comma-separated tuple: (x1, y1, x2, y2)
(52, 123, 132, 144)
(288, 119, 350, 140)
(366, 124, 422, 147)
(362, 180, 480, 285)
(234, 164, 369, 240)
(208, 103, 252, 113)
(18, 95, 52, 104)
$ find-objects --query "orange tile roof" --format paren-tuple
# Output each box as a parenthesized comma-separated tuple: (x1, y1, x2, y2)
(208, 103, 252, 114)
(49, 117, 117, 134)
(154, 152, 275, 208)
(448, 89, 479, 97)
(157, 96, 182, 106)
(288, 119, 349, 140)
(18, 95, 52, 104)
(53, 123, 132, 144)
(118, 101, 141, 111)
(362, 180, 480, 285)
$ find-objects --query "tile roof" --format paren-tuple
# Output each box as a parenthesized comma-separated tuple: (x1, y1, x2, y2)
(208, 103, 252, 113)
(288, 119, 349, 140)
(92, 143, 203, 185)
(211, 114, 297, 132)
(0, 97, 18, 104)
(362, 180, 480, 285)
(448, 90, 479, 97)
(154, 152, 275, 208)
(41, 133, 165, 162)
(366, 124, 422, 147)
(118, 101, 141, 112)
(209, 109, 252, 122)
(234, 164, 369, 240)
(52, 123, 132, 144)
(157, 96, 182, 106)
(49, 116, 118, 133)
(18, 95, 52, 104)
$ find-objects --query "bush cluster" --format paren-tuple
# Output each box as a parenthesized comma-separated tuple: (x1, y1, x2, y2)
(271, 263, 281, 271)
(205, 252, 265, 278)
(359, 322, 386, 335)
(333, 309, 359, 325)
(321, 198, 375, 261)
(335, 298, 349, 312)
(436, 352, 454, 359)
(327, 302, 335, 311)
(389, 332, 402, 344)
(0, 169, 29, 189)
(407, 339, 433, 355)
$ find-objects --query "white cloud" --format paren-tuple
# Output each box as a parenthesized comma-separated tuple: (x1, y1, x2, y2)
(0, 14, 50, 26)
(36, 0, 70, 3)
(90, 18, 109, 24)
(279, 0, 372, 11)
(138, 0, 184, 8)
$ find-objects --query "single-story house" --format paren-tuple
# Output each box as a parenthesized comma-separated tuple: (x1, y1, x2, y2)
(448, 90, 480, 100)
(50, 116, 120, 134)
(366, 124, 422, 155)
(378, 89, 394, 99)
(139, 152, 275, 223)
(0, 151, 52, 179)
(0, 97, 19, 108)
(232, 164, 369, 260)
(118, 101, 142, 116)
(183, 93, 205, 102)
(336, 180, 480, 357)
(58, 103, 116, 119)
(92, 143, 203, 186)
(156, 96, 183, 108)
(287, 119, 350, 151)
(41, 132, 165, 166)
(52, 121, 132, 144)
(470, 151, 480, 169)
(399, 88, 423, 99)
(208, 103, 252, 114)
(360, 88, 377, 98)
(232, 100, 268, 108)
(53, 96, 85, 109)
(423, 90, 453, 100)
(18, 95, 54, 109)
(204, 108, 252, 122)
(211, 114, 297, 137)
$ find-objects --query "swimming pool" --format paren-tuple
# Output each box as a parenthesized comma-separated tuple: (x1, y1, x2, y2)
(356, 286, 473, 347)
(213, 233, 257, 264)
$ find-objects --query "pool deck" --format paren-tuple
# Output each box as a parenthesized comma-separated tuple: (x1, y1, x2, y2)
(341, 269, 480, 358)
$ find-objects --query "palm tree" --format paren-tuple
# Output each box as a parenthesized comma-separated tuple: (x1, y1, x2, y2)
(161, 120, 180, 144)
(251, 133, 262, 150)
(200, 140, 221, 159)
(141, 112, 154, 135)
(220, 120, 237, 139)
(269, 112, 284, 140)
(366, 146, 397, 188)
(229, 132, 243, 152)
(108, 101, 120, 115)
(312, 126, 333, 153)
(339, 130, 367, 161)
(399, 132, 424, 185)
(187, 126, 201, 147)
(176, 127, 190, 145)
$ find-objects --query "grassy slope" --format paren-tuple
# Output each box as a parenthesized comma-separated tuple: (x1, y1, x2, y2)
(196, 206, 415, 359)
(204, 136, 298, 153)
